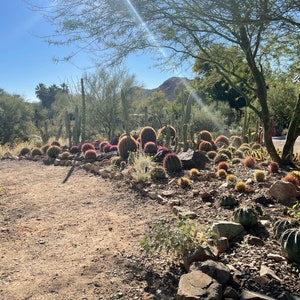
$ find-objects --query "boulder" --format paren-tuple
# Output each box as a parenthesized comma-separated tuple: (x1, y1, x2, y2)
(178, 149, 209, 170)
(211, 221, 246, 240)
(177, 270, 222, 300)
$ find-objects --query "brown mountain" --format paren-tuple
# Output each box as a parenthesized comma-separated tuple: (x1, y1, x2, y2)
(134, 76, 193, 101)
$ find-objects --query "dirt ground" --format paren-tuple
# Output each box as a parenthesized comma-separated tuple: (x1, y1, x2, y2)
(0, 160, 173, 300)
(1, 137, 300, 300)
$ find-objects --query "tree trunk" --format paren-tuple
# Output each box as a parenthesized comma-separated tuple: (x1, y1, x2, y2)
(282, 94, 300, 166)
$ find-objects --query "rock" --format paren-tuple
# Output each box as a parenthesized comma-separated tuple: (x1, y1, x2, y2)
(223, 286, 240, 300)
(172, 206, 197, 219)
(216, 237, 230, 253)
(259, 264, 282, 283)
(211, 221, 246, 241)
(177, 270, 222, 300)
(178, 149, 210, 170)
(184, 246, 218, 271)
(266, 253, 286, 262)
(190, 260, 231, 285)
(268, 181, 299, 207)
(240, 290, 276, 300)
(244, 234, 265, 246)
(252, 194, 275, 206)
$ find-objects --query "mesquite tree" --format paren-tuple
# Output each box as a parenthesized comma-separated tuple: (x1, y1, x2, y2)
(35, 0, 300, 164)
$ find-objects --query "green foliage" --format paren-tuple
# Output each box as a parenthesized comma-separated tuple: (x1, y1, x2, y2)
(140, 216, 210, 260)
(128, 153, 154, 183)
(288, 202, 300, 223)
(0, 90, 36, 145)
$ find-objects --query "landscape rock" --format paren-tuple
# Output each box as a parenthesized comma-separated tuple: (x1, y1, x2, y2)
(177, 270, 222, 300)
(268, 181, 300, 207)
(240, 290, 276, 300)
(190, 260, 231, 285)
(211, 221, 246, 240)
(178, 149, 210, 170)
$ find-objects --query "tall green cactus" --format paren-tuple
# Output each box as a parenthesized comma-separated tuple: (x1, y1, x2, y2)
(81, 78, 86, 142)
(183, 92, 192, 151)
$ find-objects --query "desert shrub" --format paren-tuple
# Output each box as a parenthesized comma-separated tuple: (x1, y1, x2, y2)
(129, 154, 154, 183)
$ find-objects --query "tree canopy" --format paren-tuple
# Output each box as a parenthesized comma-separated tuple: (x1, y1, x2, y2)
(32, 0, 300, 163)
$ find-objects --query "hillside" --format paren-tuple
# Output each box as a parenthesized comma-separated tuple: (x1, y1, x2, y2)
(134, 76, 193, 101)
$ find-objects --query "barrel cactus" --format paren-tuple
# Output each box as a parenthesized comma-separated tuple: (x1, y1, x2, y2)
(139, 126, 157, 149)
(31, 147, 43, 157)
(273, 219, 299, 240)
(280, 228, 300, 263)
(46, 145, 61, 158)
(199, 130, 213, 142)
(81, 142, 95, 154)
(232, 206, 259, 228)
(144, 141, 158, 155)
(162, 152, 182, 174)
(150, 165, 167, 181)
(198, 140, 213, 152)
(20, 147, 30, 156)
(84, 149, 98, 160)
(117, 134, 138, 160)
(158, 125, 176, 139)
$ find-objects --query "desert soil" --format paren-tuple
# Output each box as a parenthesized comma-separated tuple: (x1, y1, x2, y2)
(0, 137, 300, 300)
(0, 160, 175, 300)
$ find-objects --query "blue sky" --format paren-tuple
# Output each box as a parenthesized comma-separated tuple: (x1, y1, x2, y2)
(1, 0, 193, 103)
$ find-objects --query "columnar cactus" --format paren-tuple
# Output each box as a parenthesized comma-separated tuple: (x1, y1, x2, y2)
(162, 152, 182, 174)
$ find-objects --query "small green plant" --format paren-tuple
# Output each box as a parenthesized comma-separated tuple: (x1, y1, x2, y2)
(129, 153, 154, 183)
(140, 216, 210, 260)
(288, 202, 300, 223)
(254, 170, 266, 182)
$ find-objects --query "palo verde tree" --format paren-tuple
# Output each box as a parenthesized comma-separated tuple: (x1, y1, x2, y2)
(36, 0, 300, 164)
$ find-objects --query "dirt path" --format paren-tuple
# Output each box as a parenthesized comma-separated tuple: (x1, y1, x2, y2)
(0, 160, 171, 300)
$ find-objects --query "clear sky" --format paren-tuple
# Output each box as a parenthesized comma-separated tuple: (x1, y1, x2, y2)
(1, 0, 193, 103)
